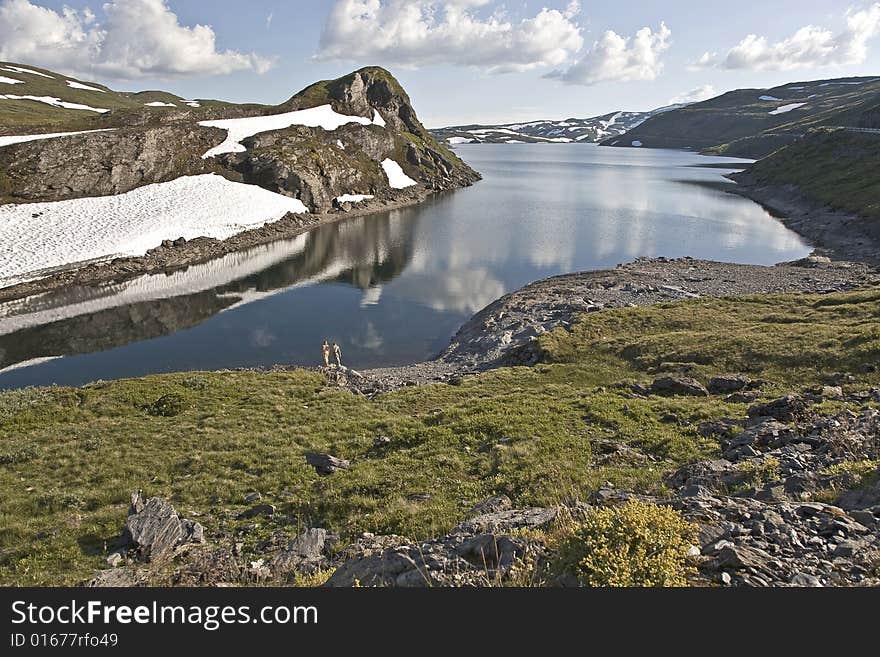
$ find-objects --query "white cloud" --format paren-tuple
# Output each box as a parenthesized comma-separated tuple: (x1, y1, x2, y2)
(668, 84, 717, 105)
(0, 0, 274, 80)
(550, 22, 671, 85)
(694, 4, 880, 71)
(315, 0, 584, 73)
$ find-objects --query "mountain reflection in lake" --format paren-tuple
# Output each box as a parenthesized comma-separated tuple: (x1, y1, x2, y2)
(0, 144, 812, 388)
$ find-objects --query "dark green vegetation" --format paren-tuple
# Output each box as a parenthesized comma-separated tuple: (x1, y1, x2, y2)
(605, 76, 880, 158)
(743, 128, 880, 232)
(1, 287, 878, 585)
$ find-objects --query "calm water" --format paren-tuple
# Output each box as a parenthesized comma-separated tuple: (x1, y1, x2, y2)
(0, 144, 811, 388)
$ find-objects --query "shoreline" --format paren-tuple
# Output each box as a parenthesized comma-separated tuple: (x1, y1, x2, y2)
(723, 173, 880, 267)
(0, 185, 446, 304)
(336, 256, 879, 395)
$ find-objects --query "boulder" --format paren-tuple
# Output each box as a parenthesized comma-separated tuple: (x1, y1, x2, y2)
(271, 528, 329, 574)
(649, 376, 709, 397)
(305, 452, 351, 476)
(124, 490, 204, 562)
(747, 394, 808, 422)
(708, 374, 751, 394)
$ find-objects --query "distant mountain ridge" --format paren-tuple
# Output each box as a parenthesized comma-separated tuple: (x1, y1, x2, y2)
(602, 75, 880, 158)
(429, 106, 685, 145)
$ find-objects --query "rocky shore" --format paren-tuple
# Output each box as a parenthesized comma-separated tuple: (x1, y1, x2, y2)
(349, 255, 878, 395)
(725, 173, 880, 267)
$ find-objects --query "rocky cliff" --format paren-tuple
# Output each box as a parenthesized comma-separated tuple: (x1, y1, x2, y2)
(0, 67, 480, 211)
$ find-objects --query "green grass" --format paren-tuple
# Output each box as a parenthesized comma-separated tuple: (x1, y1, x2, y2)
(1, 288, 878, 585)
(746, 128, 880, 228)
(610, 76, 880, 157)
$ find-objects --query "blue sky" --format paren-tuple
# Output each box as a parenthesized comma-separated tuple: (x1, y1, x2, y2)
(1, 0, 879, 126)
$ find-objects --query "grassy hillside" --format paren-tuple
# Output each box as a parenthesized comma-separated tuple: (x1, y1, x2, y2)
(1, 287, 878, 585)
(605, 76, 880, 158)
(745, 128, 880, 231)
(0, 61, 237, 133)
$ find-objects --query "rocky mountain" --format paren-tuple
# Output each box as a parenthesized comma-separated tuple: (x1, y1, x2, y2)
(603, 76, 880, 158)
(0, 64, 479, 211)
(430, 109, 669, 145)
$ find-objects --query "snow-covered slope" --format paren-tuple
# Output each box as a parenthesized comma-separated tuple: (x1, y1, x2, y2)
(0, 174, 308, 287)
(430, 109, 674, 145)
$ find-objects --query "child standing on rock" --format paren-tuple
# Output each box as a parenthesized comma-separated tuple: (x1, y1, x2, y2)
(333, 342, 343, 368)
(322, 340, 330, 368)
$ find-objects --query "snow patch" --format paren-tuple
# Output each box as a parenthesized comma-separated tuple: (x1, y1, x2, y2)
(759, 95, 782, 101)
(1, 65, 53, 78)
(447, 136, 474, 144)
(199, 104, 374, 159)
(505, 139, 525, 144)
(66, 80, 105, 93)
(0, 174, 309, 286)
(769, 103, 807, 115)
(0, 94, 109, 113)
(183, 101, 201, 108)
(335, 194, 374, 204)
(336, 139, 345, 149)
(381, 159, 417, 189)
(0, 76, 23, 85)
(0, 129, 115, 148)
(145, 101, 176, 107)
(372, 109, 386, 127)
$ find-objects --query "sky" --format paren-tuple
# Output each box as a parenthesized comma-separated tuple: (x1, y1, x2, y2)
(1, 0, 879, 127)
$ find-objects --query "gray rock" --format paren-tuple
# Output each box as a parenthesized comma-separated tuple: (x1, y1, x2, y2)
(789, 573, 823, 587)
(715, 544, 771, 570)
(272, 528, 329, 574)
(244, 492, 262, 504)
(468, 495, 513, 517)
(305, 452, 351, 476)
(650, 376, 709, 397)
(708, 374, 751, 394)
(455, 507, 558, 534)
(747, 394, 808, 422)
(124, 490, 204, 562)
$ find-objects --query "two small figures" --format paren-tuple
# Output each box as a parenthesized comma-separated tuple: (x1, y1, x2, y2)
(322, 340, 343, 368)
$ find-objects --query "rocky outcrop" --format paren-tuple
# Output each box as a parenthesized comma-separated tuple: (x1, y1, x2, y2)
(0, 67, 480, 211)
(0, 125, 226, 202)
(123, 490, 205, 562)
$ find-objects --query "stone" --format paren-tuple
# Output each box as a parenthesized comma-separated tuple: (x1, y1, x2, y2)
(106, 551, 125, 568)
(87, 568, 144, 588)
(468, 495, 513, 517)
(272, 528, 329, 574)
(708, 374, 751, 394)
(124, 490, 204, 562)
(716, 544, 771, 570)
(244, 492, 262, 504)
(789, 572, 823, 587)
(455, 507, 558, 534)
(305, 451, 351, 475)
(747, 394, 808, 422)
(650, 376, 709, 397)
(821, 386, 844, 400)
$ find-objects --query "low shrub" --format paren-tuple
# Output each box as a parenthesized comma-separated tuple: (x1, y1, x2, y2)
(554, 500, 697, 587)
